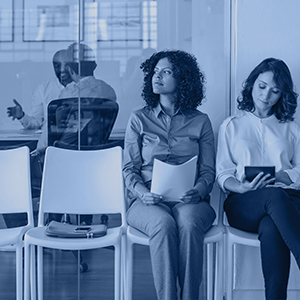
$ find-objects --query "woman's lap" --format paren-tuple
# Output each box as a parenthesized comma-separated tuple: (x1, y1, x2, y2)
(127, 199, 216, 237)
(224, 187, 300, 233)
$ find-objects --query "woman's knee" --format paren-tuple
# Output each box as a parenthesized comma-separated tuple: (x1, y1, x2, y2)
(258, 215, 282, 242)
(264, 188, 287, 207)
(176, 202, 216, 234)
(152, 214, 177, 237)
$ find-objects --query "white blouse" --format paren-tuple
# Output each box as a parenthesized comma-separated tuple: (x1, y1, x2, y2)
(216, 111, 300, 192)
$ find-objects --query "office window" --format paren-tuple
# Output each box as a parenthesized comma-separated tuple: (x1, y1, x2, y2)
(85, 0, 157, 75)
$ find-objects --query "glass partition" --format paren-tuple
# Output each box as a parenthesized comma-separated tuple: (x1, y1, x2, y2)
(0, 1, 158, 299)
(0, 1, 230, 299)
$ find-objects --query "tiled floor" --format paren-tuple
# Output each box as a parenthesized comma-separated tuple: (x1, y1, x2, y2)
(0, 213, 208, 300)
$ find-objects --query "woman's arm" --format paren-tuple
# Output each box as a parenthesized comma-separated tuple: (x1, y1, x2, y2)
(123, 112, 163, 204)
(181, 115, 215, 203)
(275, 171, 293, 185)
(280, 123, 300, 185)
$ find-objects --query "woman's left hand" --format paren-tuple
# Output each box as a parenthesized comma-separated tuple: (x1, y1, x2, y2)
(275, 171, 293, 185)
(179, 189, 201, 204)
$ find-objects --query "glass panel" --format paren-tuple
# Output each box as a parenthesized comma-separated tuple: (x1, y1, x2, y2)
(0, 0, 231, 299)
(0, 0, 81, 298)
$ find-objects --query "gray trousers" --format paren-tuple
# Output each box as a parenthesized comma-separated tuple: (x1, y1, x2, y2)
(127, 199, 216, 300)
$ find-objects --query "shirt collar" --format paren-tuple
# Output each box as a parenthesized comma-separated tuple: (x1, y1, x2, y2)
(153, 103, 186, 118)
(245, 110, 276, 122)
(77, 76, 93, 84)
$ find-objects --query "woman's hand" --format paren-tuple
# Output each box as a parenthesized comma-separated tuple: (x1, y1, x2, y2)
(224, 172, 275, 194)
(239, 172, 275, 193)
(275, 171, 292, 185)
(141, 192, 163, 205)
(179, 189, 201, 204)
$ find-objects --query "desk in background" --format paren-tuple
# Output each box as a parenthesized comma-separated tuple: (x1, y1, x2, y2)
(109, 128, 125, 148)
(0, 128, 41, 150)
(0, 127, 125, 149)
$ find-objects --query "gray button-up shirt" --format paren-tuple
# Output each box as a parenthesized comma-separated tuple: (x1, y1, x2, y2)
(123, 103, 215, 206)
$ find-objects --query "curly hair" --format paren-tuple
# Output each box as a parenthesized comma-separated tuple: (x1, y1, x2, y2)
(237, 57, 298, 122)
(140, 50, 206, 110)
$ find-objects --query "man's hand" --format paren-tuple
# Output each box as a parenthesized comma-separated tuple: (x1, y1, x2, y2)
(7, 99, 24, 120)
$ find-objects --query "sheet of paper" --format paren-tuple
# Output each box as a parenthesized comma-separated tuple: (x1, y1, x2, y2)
(151, 156, 197, 202)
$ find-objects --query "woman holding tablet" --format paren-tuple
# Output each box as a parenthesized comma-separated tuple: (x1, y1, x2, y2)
(216, 58, 300, 300)
(123, 50, 216, 300)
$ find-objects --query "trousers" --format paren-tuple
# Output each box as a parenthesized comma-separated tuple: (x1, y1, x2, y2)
(224, 187, 300, 300)
(127, 199, 216, 300)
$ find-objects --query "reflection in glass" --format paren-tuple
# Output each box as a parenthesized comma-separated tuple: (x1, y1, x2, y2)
(48, 97, 119, 149)
(0, 1, 159, 298)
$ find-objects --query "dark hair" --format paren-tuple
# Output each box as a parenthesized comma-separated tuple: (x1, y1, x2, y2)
(66, 61, 97, 76)
(66, 42, 97, 76)
(141, 50, 206, 110)
(238, 57, 298, 122)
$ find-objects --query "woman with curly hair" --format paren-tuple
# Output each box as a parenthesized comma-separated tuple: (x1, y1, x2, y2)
(123, 50, 216, 300)
(216, 58, 300, 300)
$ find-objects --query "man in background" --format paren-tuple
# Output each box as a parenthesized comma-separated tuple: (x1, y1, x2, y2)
(59, 42, 116, 100)
(56, 43, 117, 227)
(35, 42, 117, 153)
(7, 49, 72, 130)
(3, 50, 72, 229)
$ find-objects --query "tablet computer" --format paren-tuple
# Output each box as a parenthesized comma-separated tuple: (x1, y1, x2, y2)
(244, 166, 275, 183)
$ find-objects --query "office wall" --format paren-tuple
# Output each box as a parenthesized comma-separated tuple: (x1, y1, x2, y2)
(232, 0, 300, 123)
(191, 0, 230, 137)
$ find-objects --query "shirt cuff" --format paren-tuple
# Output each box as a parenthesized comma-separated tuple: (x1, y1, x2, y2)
(194, 180, 211, 201)
(216, 173, 236, 193)
(132, 181, 150, 199)
(19, 114, 30, 128)
(284, 169, 299, 183)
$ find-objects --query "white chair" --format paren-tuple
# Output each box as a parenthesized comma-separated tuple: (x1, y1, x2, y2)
(222, 192, 260, 300)
(125, 186, 225, 300)
(24, 146, 126, 300)
(0, 146, 34, 300)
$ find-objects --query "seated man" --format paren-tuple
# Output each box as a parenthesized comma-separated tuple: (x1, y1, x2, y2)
(59, 42, 116, 100)
(7, 49, 72, 130)
(36, 42, 117, 153)
(45, 43, 117, 227)
(3, 49, 72, 229)
(55, 42, 117, 148)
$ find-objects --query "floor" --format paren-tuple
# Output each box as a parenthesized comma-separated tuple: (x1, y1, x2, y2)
(0, 214, 208, 300)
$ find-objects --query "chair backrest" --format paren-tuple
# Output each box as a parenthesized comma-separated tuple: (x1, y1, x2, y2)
(53, 139, 124, 150)
(0, 146, 33, 226)
(38, 146, 125, 226)
(47, 97, 119, 149)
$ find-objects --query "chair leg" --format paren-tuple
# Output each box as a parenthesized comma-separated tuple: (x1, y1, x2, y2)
(114, 243, 121, 300)
(24, 242, 31, 300)
(214, 239, 224, 300)
(121, 234, 126, 300)
(126, 239, 134, 300)
(16, 243, 23, 300)
(226, 238, 234, 300)
(37, 246, 44, 300)
(31, 245, 37, 300)
(207, 243, 214, 300)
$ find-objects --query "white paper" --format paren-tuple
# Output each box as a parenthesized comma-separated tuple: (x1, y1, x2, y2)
(151, 156, 197, 202)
